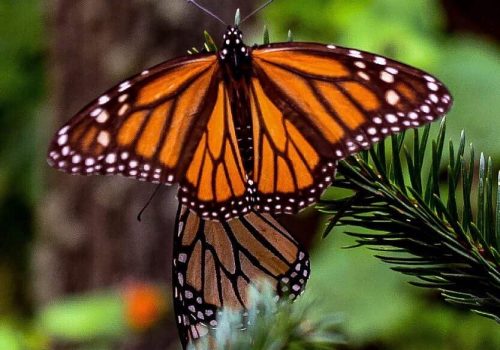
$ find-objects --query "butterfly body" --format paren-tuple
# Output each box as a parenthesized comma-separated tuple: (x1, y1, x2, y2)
(219, 26, 255, 176)
(48, 27, 452, 220)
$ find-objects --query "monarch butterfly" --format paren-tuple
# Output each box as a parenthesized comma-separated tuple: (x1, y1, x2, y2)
(47, 8, 452, 221)
(173, 204, 309, 347)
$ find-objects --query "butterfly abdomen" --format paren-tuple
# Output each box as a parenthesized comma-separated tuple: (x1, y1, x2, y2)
(231, 85, 254, 177)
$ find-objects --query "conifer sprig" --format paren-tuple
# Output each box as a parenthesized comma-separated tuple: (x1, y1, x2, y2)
(318, 119, 500, 322)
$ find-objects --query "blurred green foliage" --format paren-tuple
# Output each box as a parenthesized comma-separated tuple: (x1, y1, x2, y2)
(37, 291, 127, 342)
(0, 0, 499, 348)
(0, 0, 45, 320)
(0, 283, 168, 350)
(0, 1, 44, 203)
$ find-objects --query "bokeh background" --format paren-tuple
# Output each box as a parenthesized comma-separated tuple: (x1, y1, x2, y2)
(1, 0, 499, 349)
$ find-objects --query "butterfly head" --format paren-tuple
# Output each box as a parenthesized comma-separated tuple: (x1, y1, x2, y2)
(219, 26, 249, 62)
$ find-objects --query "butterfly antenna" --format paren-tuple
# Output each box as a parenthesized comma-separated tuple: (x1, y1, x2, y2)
(137, 184, 164, 222)
(241, 0, 274, 24)
(186, 0, 227, 25)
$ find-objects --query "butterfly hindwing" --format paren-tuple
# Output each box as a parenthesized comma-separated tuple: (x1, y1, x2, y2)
(249, 77, 338, 213)
(177, 82, 251, 219)
(172, 205, 310, 347)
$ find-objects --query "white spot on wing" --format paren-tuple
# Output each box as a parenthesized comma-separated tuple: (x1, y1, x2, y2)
(348, 50, 362, 58)
(385, 67, 398, 74)
(105, 153, 116, 164)
(424, 75, 435, 82)
(58, 126, 70, 135)
(374, 56, 387, 65)
(98, 95, 110, 105)
(357, 71, 370, 81)
(90, 108, 102, 117)
(427, 82, 438, 91)
(385, 114, 398, 123)
(97, 131, 110, 147)
(421, 104, 431, 113)
(118, 81, 131, 92)
(96, 110, 109, 123)
(118, 104, 130, 116)
(385, 90, 400, 105)
(72, 155, 81, 164)
(380, 71, 394, 83)
(57, 134, 68, 146)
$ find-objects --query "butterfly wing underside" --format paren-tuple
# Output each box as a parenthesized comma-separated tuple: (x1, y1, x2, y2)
(172, 205, 310, 347)
(249, 43, 452, 213)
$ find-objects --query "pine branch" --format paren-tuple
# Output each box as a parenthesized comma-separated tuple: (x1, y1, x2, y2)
(318, 119, 500, 322)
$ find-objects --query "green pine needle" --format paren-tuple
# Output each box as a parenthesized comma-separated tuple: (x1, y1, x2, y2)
(235, 9, 241, 27)
(318, 119, 500, 322)
(203, 31, 217, 53)
(263, 25, 270, 45)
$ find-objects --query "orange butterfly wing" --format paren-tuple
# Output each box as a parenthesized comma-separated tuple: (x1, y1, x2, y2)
(48, 54, 251, 217)
(249, 43, 452, 212)
(177, 81, 251, 219)
(173, 205, 309, 346)
(48, 54, 219, 183)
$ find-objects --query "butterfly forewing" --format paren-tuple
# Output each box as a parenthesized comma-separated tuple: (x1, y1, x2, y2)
(173, 205, 310, 347)
(47, 54, 220, 185)
(249, 42, 452, 212)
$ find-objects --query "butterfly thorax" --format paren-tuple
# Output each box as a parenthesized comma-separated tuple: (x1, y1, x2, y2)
(218, 26, 251, 79)
(219, 26, 254, 176)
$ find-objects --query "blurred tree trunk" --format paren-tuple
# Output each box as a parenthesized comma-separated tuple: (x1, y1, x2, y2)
(37, 1, 256, 349)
